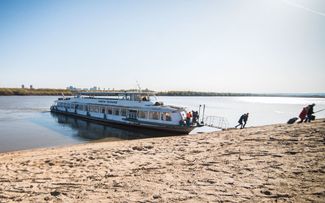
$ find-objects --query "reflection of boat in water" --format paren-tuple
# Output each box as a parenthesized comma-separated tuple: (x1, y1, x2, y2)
(50, 92, 196, 134)
(51, 112, 175, 140)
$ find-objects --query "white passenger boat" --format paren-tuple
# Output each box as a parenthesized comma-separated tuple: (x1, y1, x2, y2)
(50, 92, 196, 134)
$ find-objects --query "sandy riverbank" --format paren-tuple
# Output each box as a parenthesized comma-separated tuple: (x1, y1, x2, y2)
(0, 119, 324, 202)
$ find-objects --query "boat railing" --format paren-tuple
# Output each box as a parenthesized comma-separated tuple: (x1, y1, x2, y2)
(58, 98, 71, 100)
(204, 116, 229, 130)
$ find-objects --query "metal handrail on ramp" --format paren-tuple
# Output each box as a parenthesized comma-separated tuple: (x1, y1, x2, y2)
(204, 116, 229, 130)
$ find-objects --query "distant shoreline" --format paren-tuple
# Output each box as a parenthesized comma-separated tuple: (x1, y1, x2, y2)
(156, 91, 325, 98)
(0, 88, 73, 96)
(0, 88, 324, 98)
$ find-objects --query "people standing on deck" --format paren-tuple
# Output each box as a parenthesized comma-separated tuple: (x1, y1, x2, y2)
(186, 111, 192, 126)
(235, 113, 249, 129)
(305, 103, 315, 122)
(298, 106, 309, 123)
(192, 111, 199, 124)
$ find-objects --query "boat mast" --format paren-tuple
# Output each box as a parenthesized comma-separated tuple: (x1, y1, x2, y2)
(136, 81, 141, 93)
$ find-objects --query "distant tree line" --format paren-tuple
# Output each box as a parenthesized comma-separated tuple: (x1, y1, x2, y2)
(156, 91, 325, 98)
(0, 88, 73, 96)
(157, 91, 263, 97)
(156, 91, 249, 96)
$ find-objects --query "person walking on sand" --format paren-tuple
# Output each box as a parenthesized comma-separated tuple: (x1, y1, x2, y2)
(298, 106, 309, 123)
(235, 113, 249, 129)
(305, 103, 315, 122)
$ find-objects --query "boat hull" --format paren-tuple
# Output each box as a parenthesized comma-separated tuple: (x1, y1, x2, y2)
(50, 108, 195, 134)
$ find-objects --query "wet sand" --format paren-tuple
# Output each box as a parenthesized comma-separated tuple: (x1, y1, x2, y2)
(0, 119, 324, 202)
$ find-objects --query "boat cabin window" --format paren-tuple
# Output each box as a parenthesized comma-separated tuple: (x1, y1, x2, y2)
(113, 108, 120, 116)
(160, 112, 172, 121)
(166, 114, 172, 121)
(119, 93, 151, 101)
(149, 112, 159, 120)
(106, 107, 112, 115)
(138, 111, 148, 119)
(141, 96, 149, 101)
(77, 105, 83, 110)
(122, 95, 131, 100)
(90, 105, 100, 113)
(121, 109, 127, 116)
(135, 95, 141, 101)
(101, 107, 105, 114)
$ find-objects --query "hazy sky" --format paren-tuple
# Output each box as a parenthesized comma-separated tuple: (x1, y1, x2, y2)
(0, 0, 324, 93)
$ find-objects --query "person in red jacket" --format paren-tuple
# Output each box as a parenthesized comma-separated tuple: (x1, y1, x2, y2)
(186, 111, 192, 126)
(298, 106, 308, 123)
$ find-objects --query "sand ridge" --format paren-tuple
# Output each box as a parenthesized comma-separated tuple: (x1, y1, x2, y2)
(0, 119, 324, 202)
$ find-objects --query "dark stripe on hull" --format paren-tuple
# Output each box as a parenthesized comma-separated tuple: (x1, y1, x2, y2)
(50, 109, 194, 134)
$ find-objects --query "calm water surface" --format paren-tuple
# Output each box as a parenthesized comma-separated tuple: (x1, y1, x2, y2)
(0, 96, 324, 152)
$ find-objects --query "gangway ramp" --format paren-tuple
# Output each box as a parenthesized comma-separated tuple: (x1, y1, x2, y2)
(204, 116, 229, 130)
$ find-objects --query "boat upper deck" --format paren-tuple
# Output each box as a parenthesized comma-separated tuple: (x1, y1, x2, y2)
(79, 91, 154, 101)
(56, 92, 185, 112)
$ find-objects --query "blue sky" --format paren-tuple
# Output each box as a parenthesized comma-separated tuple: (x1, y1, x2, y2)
(0, 0, 324, 93)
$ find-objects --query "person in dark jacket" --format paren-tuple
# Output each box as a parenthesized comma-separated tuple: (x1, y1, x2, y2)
(235, 113, 249, 129)
(305, 103, 315, 122)
(192, 111, 199, 124)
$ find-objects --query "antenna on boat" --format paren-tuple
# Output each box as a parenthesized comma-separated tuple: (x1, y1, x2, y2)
(136, 81, 141, 93)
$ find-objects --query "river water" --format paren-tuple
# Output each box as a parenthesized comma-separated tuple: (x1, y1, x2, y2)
(0, 96, 324, 152)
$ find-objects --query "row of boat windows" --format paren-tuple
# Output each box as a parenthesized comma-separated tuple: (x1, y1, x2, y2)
(57, 103, 172, 121)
